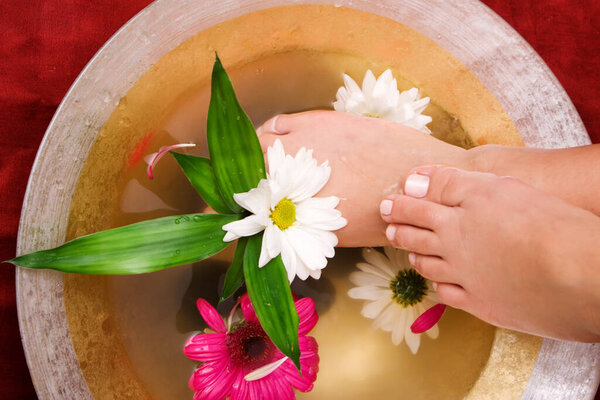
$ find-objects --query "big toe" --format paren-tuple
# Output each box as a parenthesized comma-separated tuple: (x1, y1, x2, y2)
(404, 165, 496, 207)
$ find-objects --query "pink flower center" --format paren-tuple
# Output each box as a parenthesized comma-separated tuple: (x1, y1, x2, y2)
(228, 321, 276, 371)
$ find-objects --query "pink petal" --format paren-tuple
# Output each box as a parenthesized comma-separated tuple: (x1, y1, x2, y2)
(146, 142, 195, 179)
(189, 359, 229, 390)
(197, 298, 226, 333)
(270, 370, 296, 400)
(280, 362, 314, 392)
(299, 336, 319, 383)
(296, 297, 318, 335)
(229, 372, 249, 400)
(259, 378, 278, 400)
(184, 333, 228, 362)
(411, 303, 446, 334)
(240, 293, 257, 323)
(194, 363, 236, 400)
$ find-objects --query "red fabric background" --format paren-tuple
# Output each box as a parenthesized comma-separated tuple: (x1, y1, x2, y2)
(0, 1, 598, 398)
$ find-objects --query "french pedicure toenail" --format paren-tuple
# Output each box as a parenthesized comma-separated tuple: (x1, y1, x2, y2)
(408, 252, 416, 265)
(385, 225, 397, 242)
(380, 199, 393, 216)
(405, 174, 430, 198)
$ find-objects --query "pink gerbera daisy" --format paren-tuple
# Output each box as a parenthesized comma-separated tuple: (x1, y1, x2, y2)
(184, 294, 319, 400)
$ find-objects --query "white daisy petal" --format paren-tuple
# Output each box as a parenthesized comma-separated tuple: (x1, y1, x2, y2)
(361, 296, 392, 319)
(285, 226, 328, 273)
(404, 308, 421, 354)
(349, 271, 389, 287)
(309, 268, 322, 280)
(356, 262, 395, 280)
(426, 321, 440, 339)
(363, 248, 396, 276)
(372, 302, 397, 332)
(294, 256, 311, 281)
(343, 73, 362, 94)
(362, 70, 377, 95)
(391, 305, 408, 345)
(279, 235, 297, 283)
(348, 286, 388, 301)
(233, 180, 271, 214)
(267, 139, 286, 175)
(222, 216, 266, 242)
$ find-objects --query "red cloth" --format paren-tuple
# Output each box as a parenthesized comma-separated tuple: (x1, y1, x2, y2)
(0, 1, 598, 398)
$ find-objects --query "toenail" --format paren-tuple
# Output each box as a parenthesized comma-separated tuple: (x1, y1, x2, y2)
(270, 115, 281, 134)
(380, 199, 393, 216)
(408, 252, 416, 265)
(405, 174, 430, 198)
(385, 225, 397, 242)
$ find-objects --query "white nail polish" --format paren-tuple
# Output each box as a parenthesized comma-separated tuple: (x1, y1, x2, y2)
(405, 174, 430, 198)
(385, 225, 397, 242)
(270, 115, 280, 134)
(408, 252, 416, 265)
(380, 199, 393, 215)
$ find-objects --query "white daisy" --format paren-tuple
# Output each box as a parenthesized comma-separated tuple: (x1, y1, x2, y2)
(222, 139, 347, 282)
(333, 69, 433, 133)
(348, 247, 440, 354)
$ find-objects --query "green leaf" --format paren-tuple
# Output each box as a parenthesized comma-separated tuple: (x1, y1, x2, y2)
(243, 233, 301, 371)
(219, 237, 247, 302)
(170, 152, 233, 215)
(6, 214, 239, 274)
(207, 55, 266, 213)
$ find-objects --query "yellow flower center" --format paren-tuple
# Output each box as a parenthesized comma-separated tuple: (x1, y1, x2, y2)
(270, 198, 296, 230)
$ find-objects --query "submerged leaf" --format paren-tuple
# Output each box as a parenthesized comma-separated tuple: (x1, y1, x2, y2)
(243, 233, 301, 371)
(171, 152, 233, 215)
(219, 237, 248, 303)
(207, 55, 266, 213)
(6, 214, 239, 274)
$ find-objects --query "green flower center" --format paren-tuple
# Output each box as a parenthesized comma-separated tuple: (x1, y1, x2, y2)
(390, 269, 427, 307)
(270, 198, 296, 230)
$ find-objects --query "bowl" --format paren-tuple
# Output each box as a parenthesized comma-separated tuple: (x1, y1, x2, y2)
(16, 1, 599, 399)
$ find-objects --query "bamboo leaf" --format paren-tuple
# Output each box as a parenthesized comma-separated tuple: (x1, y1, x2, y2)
(243, 233, 301, 371)
(170, 152, 233, 214)
(207, 55, 266, 213)
(6, 214, 239, 274)
(219, 237, 247, 302)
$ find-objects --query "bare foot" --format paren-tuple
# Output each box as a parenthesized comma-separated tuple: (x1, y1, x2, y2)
(380, 165, 600, 341)
(257, 111, 468, 247)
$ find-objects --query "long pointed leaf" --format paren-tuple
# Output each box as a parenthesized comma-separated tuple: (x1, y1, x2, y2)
(243, 233, 301, 371)
(6, 214, 239, 274)
(207, 55, 266, 213)
(171, 152, 233, 214)
(219, 237, 247, 302)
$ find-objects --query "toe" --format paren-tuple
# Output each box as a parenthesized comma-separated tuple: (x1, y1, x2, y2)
(433, 282, 469, 310)
(404, 166, 495, 207)
(408, 253, 455, 283)
(385, 225, 442, 256)
(380, 195, 448, 231)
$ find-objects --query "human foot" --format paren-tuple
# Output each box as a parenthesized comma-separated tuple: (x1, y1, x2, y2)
(380, 165, 600, 341)
(256, 111, 469, 247)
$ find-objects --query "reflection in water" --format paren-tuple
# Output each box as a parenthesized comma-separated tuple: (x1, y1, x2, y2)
(175, 260, 231, 334)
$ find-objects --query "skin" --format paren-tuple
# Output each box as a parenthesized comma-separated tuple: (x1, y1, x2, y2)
(256, 110, 600, 341)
